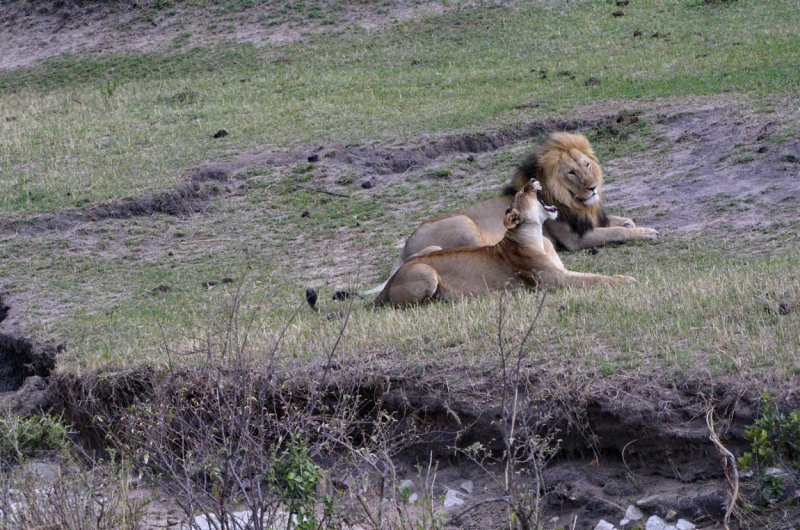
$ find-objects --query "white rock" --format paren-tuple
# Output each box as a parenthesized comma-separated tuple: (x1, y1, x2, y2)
(645, 515, 667, 530)
(619, 518, 630, 527)
(765, 467, 786, 476)
(408, 493, 419, 503)
(460, 480, 474, 494)
(398, 479, 415, 492)
(625, 505, 644, 520)
(549, 516, 560, 523)
(676, 520, 696, 530)
(594, 520, 616, 530)
(443, 488, 466, 507)
(637, 494, 667, 508)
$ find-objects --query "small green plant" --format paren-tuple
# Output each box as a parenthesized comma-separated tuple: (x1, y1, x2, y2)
(738, 394, 800, 504)
(0, 413, 71, 462)
(271, 435, 330, 530)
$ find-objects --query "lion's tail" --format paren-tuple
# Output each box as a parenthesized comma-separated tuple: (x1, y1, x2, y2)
(358, 280, 388, 296)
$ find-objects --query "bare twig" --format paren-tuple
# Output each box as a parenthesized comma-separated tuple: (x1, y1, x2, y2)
(706, 408, 740, 530)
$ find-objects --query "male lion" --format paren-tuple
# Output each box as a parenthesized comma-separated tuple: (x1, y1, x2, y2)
(365, 132, 656, 295)
(372, 181, 635, 307)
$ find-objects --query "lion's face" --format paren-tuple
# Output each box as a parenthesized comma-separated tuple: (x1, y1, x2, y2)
(558, 148, 601, 207)
(504, 180, 558, 229)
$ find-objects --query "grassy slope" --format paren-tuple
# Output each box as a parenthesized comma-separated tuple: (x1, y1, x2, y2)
(1, 0, 799, 382)
(2, 0, 798, 212)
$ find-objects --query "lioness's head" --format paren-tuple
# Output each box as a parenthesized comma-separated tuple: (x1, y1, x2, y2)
(504, 180, 558, 230)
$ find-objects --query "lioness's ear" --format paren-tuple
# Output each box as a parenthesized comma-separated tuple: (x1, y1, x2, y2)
(504, 208, 521, 229)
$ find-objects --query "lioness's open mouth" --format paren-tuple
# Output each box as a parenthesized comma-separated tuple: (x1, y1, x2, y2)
(538, 195, 558, 213)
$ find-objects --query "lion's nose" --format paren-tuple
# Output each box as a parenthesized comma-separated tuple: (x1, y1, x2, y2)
(587, 186, 597, 192)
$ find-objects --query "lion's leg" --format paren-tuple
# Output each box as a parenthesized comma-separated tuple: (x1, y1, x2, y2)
(387, 263, 443, 306)
(544, 221, 658, 251)
(538, 268, 636, 288)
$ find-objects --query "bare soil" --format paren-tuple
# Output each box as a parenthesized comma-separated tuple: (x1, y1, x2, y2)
(2, 1, 800, 529)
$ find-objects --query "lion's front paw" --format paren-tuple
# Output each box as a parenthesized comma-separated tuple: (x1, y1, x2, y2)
(621, 218, 636, 228)
(638, 227, 659, 240)
(614, 275, 637, 284)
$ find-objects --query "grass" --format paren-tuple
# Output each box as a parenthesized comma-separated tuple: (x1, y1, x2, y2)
(0, 0, 799, 389)
(2, 0, 799, 213)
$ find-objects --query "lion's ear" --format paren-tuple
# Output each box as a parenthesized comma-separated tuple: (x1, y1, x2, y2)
(504, 208, 521, 229)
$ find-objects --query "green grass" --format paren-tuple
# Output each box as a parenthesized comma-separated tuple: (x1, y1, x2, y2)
(1, 0, 799, 387)
(2, 0, 799, 213)
(49, 237, 800, 385)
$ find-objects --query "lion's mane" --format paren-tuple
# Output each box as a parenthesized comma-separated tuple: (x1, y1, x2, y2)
(506, 132, 610, 240)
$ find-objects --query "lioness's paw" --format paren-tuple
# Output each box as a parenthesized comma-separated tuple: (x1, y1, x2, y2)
(615, 275, 637, 284)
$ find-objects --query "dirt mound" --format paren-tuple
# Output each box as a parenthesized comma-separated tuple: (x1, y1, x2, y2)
(0, 294, 60, 413)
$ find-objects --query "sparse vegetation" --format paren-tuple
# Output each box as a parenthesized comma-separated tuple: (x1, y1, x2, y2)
(738, 395, 800, 506)
(0, 413, 70, 464)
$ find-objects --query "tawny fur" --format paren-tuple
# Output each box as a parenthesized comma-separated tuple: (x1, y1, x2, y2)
(373, 181, 636, 307)
(363, 132, 657, 296)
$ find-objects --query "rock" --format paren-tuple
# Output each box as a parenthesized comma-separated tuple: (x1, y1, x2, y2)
(24, 460, 59, 481)
(460, 480, 473, 494)
(665, 509, 677, 522)
(594, 520, 616, 530)
(637, 494, 667, 509)
(361, 180, 373, 189)
(407, 493, 419, 503)
(625, 505, 644, 520)
(212, 129, 228, 138)
(676, 520, 696, 530)
(443, 488, 466, 507)
(645, 515, 666, 530)
(307, 154, 319, 162)
(398, 479, 415, 492)
(304, 288, 318, 312)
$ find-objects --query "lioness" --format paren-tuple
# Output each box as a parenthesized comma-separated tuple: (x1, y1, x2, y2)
(365, 132, 656, 295)
(372, 180, 635, 307)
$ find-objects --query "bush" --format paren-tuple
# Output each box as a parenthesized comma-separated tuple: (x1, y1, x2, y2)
(0, 413, 70, 463)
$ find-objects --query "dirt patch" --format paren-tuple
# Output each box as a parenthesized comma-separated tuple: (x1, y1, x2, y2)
(603, 100, 800, 239)
(0, 0, 452, 71)
(0, 168, 233, 236)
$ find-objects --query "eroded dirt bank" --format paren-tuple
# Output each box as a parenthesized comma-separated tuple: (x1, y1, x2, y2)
(47, 362, 798, 529)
